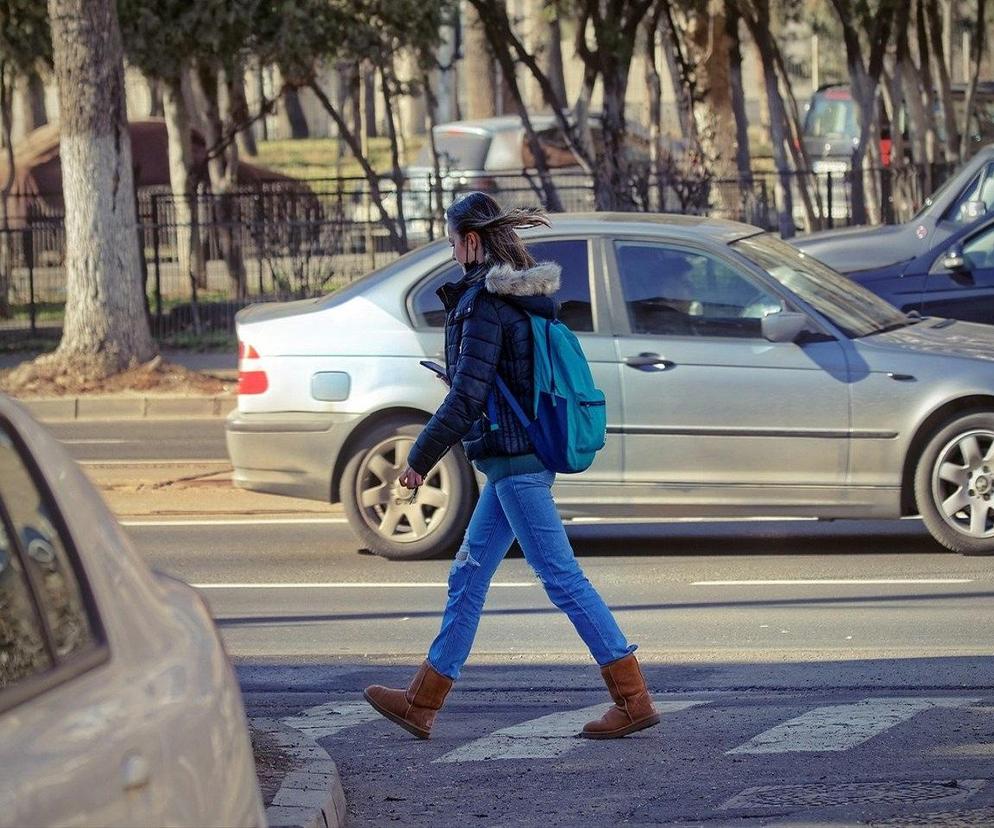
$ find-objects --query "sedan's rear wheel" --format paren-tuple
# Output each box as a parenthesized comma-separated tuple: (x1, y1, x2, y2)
(341, 419, 475, 560)
(915, 412, 994, 555)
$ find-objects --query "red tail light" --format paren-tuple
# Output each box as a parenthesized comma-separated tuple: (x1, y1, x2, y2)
(237, 342, 260, 360)
(238, 370, 268, 395)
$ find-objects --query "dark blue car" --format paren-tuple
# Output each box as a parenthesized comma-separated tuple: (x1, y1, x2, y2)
(794, 145, 994, 323)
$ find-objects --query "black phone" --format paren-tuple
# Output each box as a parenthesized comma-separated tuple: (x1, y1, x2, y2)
(419, 360, 450, 384)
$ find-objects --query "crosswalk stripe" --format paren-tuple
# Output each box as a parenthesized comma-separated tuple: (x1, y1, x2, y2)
(282, 701, 382, 738)
(434, 699, 709, 763)
(726, 696, 980, 754)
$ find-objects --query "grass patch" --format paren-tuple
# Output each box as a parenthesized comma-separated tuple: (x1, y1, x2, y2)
(0, 336, 58, 354)
(9, 302, 64, 322)
(255, 135, 426, 182)
(156, 330, 237, 351)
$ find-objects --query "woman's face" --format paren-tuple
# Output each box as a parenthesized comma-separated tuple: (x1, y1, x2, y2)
(447, 224, 481, 270)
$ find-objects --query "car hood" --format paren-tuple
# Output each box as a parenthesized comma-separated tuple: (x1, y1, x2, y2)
(869, 318, 994, 362)
(793, 223, 917, 274)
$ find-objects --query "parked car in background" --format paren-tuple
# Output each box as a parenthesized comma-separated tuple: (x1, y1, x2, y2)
(352, 115, 660, 235)
(229, 213, 994, 559)
(794, 144, 994, 278)
(802, 82, 994, 172)
(0, 395, 264, 828)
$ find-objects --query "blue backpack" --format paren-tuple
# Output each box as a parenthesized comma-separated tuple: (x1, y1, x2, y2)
(489, 314, 607, 474)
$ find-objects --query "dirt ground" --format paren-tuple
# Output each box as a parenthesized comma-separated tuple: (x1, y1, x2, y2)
(0, 354, 229, 397)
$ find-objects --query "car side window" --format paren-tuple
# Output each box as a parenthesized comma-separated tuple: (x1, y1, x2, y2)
(0, 426, 97, 663)
(0, 518, 53, 691)
(962, 225, 994, 270)
(945, 162, 994, 225)
(410, 239, 593, 331)
(615, 242, 783, 338)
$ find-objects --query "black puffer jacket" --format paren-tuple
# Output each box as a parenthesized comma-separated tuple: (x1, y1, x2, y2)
(405, 260, 560, 477)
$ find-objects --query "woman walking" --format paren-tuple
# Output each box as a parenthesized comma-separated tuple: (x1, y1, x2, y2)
(363, 192, 658, 740)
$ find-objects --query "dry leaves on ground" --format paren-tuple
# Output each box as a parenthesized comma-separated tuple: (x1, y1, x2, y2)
(0, 353, 230, 397)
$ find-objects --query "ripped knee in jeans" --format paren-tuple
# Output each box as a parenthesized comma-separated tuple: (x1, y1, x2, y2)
(452, 541, 481, 571)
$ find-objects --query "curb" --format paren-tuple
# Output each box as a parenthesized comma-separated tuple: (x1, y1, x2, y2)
(18, 395, 237, 421)
(251, 718, 348, 828)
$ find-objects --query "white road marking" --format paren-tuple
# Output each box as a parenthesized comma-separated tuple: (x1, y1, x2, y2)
(693, 579, 973, 586)
(193, 581, 535, 589)
(726, 696, 979, 754)
(120, 517, 347, 526)
(282, 701, 382, 738)
(434, 699, 709, 763)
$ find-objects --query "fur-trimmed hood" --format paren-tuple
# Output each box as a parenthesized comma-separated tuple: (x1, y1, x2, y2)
(483, 261, 561, 297)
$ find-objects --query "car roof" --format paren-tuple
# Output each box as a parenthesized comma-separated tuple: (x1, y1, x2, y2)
(433, 116, 557, 136)
(534, 212, 763, 244)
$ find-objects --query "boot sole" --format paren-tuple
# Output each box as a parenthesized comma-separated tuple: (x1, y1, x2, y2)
(578, 713, 661, 740)
(363, 689, 431, 740)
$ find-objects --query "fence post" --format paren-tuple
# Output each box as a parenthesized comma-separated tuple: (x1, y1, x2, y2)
(151, 194, 162, 330)
(24, 228, 35, 336)
(254, 193, 264, 294)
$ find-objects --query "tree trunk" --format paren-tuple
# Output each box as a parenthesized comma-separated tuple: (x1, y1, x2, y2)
(46, 0, 155, 375)
(17, 69, 48, 134)
(363, 65, 378, 139)
(659, 5, 700, 146)
(643, 13, 665, 211)
(917, 0, 940, 165)
(925, 0, 960, 161)
(691, 0, 738, 179)
(726, 2, 755, 221)
(0, 65, 14, 319)
(462, 2, 499, 119)
(542, 1, 567, 110)
(163, 75, 207, 308)
(960, 0, 987, 159)
(195, 66, 247, 299)
(279, 85, 310, 139)
(380, 63, 409, 250)
(146, 76, 163, 117)
(230, 67, 258, 156)
(896, 2, 930, 173)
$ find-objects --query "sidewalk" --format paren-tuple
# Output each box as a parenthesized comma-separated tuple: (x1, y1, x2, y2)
(2, 348, 239, 420)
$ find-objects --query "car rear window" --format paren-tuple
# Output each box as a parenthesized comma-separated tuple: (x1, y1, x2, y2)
(416, 131, 492, 170)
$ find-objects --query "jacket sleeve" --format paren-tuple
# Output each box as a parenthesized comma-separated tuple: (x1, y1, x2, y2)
(406, 296, 502, 476)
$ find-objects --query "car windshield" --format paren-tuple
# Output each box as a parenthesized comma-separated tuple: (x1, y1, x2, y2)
(803, 90, 857, 140)
(732, 234, 910, 337)
(415, 132, 491, 170)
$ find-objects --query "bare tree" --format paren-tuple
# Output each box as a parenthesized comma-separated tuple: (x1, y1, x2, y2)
(43, 0, 155, 376)
(960, 0, 988, 160)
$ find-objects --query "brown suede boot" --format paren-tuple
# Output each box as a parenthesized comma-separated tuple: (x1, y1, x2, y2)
(363, 661, 453, 740)
(580, 653, 660, 739)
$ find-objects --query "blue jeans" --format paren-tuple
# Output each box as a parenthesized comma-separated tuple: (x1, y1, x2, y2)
(427, 469, 636, 679)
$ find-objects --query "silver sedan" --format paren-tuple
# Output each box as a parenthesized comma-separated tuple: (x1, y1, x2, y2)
(0, 394, 264, 827)
(227, 214, 994, 558)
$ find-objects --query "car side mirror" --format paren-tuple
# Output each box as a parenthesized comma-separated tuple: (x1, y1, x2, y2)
(942, 248, 968, 271)
(962, 200, 988, 221)
(761, 311, 811, 343)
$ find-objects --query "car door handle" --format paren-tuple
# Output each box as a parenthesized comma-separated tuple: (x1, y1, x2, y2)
(121, 752, 151, 791)
(624, 353, 674, 371)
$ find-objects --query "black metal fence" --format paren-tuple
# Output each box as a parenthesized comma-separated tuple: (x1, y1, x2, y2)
(0, 160, 957, 342)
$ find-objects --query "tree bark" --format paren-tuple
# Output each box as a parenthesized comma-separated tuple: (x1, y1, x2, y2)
(163, 74, 208, 308)
(279, 85, 310, 140)
(726, 2, 755, 220)
(643, 11, 665, 211)
(960, 0, 987, 159)
(17, 69, 48, 134)
(229, 67, 257, 157)
(46, 0, 155, 374)
(925, 0, 960, 161)
(659, 4, 700, 146)
(462, 1, 499, 119)
(542, 1, 567, 110)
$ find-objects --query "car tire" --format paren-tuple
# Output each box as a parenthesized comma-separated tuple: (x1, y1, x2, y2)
(915, 411, 994, 555)
(340, 419, 476, 560)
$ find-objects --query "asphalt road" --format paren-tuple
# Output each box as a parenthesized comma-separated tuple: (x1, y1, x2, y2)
(69, 419, 994, 825)
(121, 516, 994, 826)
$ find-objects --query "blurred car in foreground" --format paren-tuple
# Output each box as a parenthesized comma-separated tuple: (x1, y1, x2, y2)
(0, 394, 263, 827)
(228, 213, 994, 558)
(794, 144, 994, 279)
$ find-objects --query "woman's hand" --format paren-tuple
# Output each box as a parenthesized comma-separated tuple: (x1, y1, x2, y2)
(398, 466, 424, 489)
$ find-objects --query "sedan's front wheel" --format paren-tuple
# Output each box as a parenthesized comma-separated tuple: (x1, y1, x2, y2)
(341, 419, 475, 560)
(915, 411, 994, 555)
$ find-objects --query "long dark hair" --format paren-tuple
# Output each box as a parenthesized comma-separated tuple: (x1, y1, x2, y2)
(445, 191, 550, 270)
